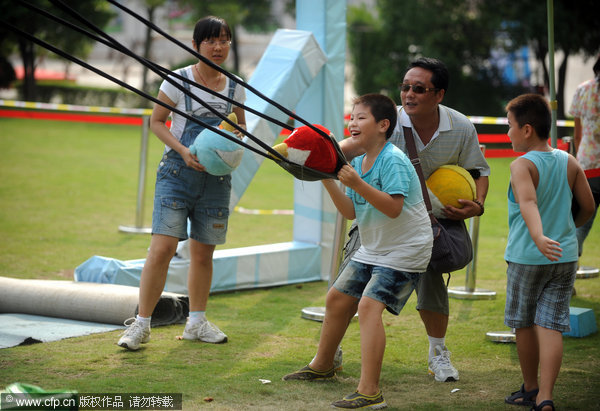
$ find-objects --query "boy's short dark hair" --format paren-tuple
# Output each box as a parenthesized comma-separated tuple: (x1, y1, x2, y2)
(352, 93, 398, 139)
(505, 93, 551, 140)
(407, 57, 449, 92)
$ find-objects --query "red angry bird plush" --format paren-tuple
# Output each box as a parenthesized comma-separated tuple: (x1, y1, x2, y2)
(271, 124, 338, 173)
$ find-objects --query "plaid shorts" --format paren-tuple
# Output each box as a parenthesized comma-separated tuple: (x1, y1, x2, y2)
(504, 261, 577, 332)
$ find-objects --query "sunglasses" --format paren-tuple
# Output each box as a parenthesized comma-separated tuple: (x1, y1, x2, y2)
(399, 84, 440, 94)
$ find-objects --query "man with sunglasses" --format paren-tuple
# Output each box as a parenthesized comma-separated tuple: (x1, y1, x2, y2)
(340, 57, 490, 382)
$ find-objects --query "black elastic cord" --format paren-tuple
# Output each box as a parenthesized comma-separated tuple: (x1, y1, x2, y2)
(0, 19, 274, 159)
(41, 0, 288, 157)
(42, 0, 292, 134)
(5, 1, 345, 180)
(105, 0, 332, 142)
(10, 0, 287, 161)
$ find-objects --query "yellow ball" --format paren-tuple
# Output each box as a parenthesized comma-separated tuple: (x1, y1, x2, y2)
(426, 165, 476, 209)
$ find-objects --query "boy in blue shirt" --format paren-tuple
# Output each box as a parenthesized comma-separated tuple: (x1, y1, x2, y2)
(503, 94, 594, 411)
(283, 94, 433, 409)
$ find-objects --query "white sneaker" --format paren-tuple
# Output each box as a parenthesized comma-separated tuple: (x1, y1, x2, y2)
(118, 317, 150, 351)
(183, 319, 228, 344)
(428, 345, 459, 382)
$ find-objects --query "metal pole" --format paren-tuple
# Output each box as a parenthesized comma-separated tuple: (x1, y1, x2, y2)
(547, 0, 558, 148)
(301, 205, 347, 322)
(449, 145, 496, 300)
(465, 216, 481, 291)
(328, 210, 347, 288)
(447, 214, 496, 300)
(119, 115, 152, 234)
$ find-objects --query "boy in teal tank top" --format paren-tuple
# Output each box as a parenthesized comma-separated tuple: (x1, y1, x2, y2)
(503, 94, 594, 411)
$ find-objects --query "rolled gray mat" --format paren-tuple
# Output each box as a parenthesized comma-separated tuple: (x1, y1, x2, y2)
(0, 277, 188, 326)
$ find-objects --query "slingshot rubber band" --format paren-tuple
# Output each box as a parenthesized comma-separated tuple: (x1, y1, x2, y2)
(7, 0, 348, 181)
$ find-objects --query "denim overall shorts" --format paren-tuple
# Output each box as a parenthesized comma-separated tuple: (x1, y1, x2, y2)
(152, 70, 237, 245)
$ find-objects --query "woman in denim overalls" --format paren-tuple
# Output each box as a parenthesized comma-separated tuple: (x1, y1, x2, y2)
(118, 16, 246, 351)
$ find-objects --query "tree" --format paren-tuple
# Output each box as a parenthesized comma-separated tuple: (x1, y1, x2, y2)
(347, 0, 600, 118)
(0, 0, 113, 101)
(179, 0, 286, 75)
(349, 0, 516, 116)
(502, 0, 600, 118)
(140, 0, 167, 96)
(347, 4, 385, 98)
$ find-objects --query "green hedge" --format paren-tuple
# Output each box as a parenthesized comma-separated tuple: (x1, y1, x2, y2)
(14, 80, 154, 108)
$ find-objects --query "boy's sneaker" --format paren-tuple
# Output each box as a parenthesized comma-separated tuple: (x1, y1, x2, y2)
(428, 345, 459, 382)
(118, 317, 150, 351)
(182, 320, 227, 343)
(282, 365, 336, 381)
(331, 391, 387, 409)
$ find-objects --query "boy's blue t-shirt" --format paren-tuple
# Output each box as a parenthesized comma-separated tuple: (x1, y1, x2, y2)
(346, 142, 433, 272)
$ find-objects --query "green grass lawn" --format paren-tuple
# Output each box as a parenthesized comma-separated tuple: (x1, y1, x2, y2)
(0, 118, 599, 410)
(0, 118, 295, 280)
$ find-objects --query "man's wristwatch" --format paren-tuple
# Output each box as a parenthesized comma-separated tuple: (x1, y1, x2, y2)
(473, 199, 484, 216)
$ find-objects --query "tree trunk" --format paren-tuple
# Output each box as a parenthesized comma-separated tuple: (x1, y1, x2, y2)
(557, 50, 569, 120)
(231, 29, 240, 74)
(141, 5, 156, 98)
(18, 38, 36, 101)
(533, 39, 549, 94)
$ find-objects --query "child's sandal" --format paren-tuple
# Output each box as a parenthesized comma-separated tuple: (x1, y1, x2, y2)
(531, 400, 555, 411)
(505, 384, 538, 406)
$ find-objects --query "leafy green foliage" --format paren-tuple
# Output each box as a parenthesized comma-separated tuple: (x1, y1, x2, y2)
(348, 0, 519, 116)
(499, 0, 600, 116)
(0, 0, 115, 101)
(347, 0, 600, 117)
(176, 0, 289, 73)
(347, 5, 385, 97)
(179, 0, 280, 32)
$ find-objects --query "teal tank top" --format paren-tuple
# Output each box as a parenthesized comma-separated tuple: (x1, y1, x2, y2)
(504, 149, 578, 264)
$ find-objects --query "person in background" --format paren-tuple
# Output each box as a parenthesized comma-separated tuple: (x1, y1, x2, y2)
(568, 56, 600, 260)
(339, 57, 490, 382)
(118, 15, 246, 351)
(503, 94, 594, 411)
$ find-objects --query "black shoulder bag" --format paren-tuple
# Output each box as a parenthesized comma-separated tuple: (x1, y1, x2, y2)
(403, 126, 473, 274)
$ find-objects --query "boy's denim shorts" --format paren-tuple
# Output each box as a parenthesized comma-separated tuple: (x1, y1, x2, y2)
(504, 261, 576, 332)
(333, 260, 421, 315)
(151, 151, 231, 245)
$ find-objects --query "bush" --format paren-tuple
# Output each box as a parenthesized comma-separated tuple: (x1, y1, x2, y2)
(13, 80, 148, 108)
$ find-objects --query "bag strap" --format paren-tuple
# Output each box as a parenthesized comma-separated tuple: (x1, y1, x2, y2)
(403, 126, 438, 224)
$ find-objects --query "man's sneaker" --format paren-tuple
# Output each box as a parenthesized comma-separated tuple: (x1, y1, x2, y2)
(282, 365, 336, 381)
(331, 391, 387, 409)
(118, 317, 150, 351)
(428, 345, 459, 382)
(182, 320, 227, 343)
